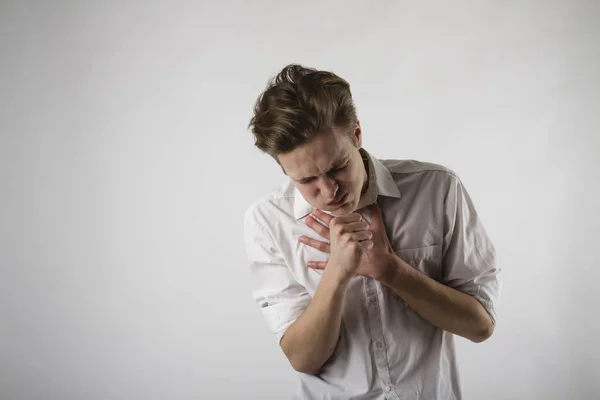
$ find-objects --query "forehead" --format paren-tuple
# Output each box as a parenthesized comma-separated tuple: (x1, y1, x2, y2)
(278, 132, 349, 180)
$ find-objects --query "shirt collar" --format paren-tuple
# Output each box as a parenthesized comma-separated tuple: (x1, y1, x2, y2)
(293, 148, 402, 220)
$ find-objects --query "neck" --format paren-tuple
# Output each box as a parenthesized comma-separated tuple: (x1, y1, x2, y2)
(360, 153, 370, 196)
(354, 151, 377, 212)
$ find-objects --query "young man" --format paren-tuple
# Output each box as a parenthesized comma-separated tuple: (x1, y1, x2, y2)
(244, 64, 500, 400)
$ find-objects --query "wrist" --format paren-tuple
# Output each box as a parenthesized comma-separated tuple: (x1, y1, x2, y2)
(378, 254, 412, 286)
(322, 263, 353, 289)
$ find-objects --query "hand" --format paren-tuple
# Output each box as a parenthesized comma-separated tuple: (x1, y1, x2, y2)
(299, 203, 397, 280)
(301, 210, 373, 281)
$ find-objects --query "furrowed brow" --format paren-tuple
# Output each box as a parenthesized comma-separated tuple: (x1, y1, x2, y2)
(296, 155, 349, 182)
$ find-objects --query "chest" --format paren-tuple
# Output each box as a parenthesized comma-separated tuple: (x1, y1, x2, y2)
(284, 201, 443, 295)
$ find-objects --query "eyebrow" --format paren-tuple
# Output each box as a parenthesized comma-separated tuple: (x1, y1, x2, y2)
(295, 155, 349, 182)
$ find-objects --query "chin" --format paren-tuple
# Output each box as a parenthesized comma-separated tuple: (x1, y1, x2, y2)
(333, 198, 354, 215)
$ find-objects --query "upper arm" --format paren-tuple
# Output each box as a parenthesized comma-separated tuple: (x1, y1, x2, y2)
(441, 173, 501, 324)
(244, 211, 310, 343)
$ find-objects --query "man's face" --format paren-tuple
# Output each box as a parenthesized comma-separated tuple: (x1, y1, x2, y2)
(277, 123, 368, 216)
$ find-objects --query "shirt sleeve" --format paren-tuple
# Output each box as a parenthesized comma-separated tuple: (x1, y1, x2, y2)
(244, 210, 311, 343)
(441, 173, 501, 324)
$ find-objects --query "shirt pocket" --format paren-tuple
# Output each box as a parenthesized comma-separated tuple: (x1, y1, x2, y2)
(392, 244, 443, 282)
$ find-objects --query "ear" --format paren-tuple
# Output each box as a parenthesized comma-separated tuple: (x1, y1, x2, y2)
(354, 120, 362, 148)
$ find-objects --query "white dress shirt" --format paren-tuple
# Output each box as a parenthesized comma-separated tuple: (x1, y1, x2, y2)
(244, 148, 500, 400)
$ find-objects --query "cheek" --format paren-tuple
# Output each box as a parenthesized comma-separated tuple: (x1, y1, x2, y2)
(342, 170, 359, 189)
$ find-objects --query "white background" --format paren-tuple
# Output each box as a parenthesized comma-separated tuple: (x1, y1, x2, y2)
(1, 1, 599, 399)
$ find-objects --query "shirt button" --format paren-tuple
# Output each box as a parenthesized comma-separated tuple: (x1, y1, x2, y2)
(369, 297, 377, 304)
(385, 385, 391, 392)
(375, 341, 383, 349)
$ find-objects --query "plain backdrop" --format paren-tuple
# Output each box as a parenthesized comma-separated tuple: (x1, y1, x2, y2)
(1, 1, 599, 399)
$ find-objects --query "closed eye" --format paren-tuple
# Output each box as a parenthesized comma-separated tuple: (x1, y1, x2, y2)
(298, 163, 348, 184)
(332, 164, 347, 172)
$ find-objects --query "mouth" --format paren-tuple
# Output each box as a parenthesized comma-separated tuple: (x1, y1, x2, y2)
(327, 192, 348, 207)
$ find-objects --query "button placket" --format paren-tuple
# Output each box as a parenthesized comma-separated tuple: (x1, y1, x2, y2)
(363, 278, 400, 399)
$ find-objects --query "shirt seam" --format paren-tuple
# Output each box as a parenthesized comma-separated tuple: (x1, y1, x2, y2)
(388, 168, 459, 180)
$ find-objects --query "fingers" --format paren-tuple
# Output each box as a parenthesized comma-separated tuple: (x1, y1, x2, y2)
(307, 261, 327, 269)
(334, 230, 372, 251)
(358, 240, 374, 250)
(334, 212, 363, 224)
(305, 216, 330, 239)
(304, 214, 367, 248)
(331, 220, 368, 238)
(299, 227, 370, 253)
(352, 230, 373, 242)
(312, 208, 362, 226)
(311, 208, 334, 225)
(345, 220, 369, 232)
(306, 209, 371, 255)
(299, 235, 331, 253)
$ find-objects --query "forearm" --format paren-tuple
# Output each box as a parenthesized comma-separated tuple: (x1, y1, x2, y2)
(280, 268, 350, 374)
(380, 256, 494, 342)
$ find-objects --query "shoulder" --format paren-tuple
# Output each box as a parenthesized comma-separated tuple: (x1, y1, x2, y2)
(243, 180, 296, 230)
(380, 158, 462, 187)
(381, 158, 458, 177)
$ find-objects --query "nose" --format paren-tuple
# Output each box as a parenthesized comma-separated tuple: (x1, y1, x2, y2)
(319, 176, 339, 200)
